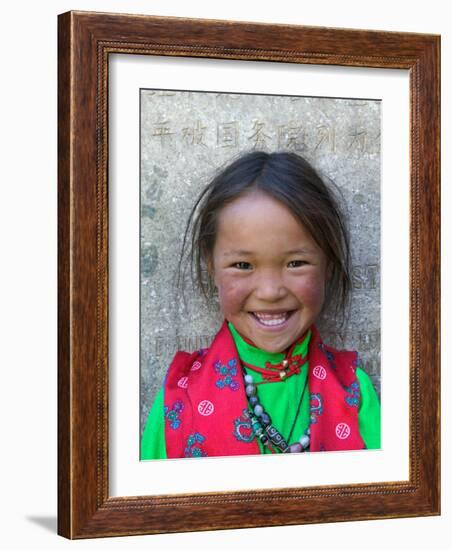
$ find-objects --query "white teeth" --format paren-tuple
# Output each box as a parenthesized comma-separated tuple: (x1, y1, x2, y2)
(253, 312, 289, 326)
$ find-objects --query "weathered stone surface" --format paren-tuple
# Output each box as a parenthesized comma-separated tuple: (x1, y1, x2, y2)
(140, 90, 380, 434)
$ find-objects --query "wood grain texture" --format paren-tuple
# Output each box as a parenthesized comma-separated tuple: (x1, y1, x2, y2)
(57, 10, 72, 538)
(57, 10, 440, 539)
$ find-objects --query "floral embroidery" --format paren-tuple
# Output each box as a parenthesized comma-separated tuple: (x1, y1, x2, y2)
(233, 409, 255, 443)
(164, 400, 184, 429)
(344, 381, 360, 407)
(214, 358, 239, 391)
(184, 432, 207, 458)
(318, 343, 336, 369)
(310, 393, 323, 424)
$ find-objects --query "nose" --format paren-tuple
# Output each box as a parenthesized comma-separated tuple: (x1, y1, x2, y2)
(253, 269, 288, 302)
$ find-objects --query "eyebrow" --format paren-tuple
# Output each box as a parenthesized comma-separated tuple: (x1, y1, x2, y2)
(222, 248, 315, 257)
(285, 248, 316, 255)
(223, 250, 253, 257)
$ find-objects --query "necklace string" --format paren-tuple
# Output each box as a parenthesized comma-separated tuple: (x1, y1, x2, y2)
(286, 375, 308, 443)
(241, 355, 307, 383)
(241, 339, 308, 383)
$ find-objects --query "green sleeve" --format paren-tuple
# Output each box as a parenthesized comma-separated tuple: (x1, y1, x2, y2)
(140, 387, 167, 460)
(356, 368, 381, 450)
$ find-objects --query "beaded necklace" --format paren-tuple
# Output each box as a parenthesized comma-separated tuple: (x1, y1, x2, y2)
(241, 353, 311, 454)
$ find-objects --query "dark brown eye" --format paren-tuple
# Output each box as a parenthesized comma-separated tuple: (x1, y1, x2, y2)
(233, 262, 252, 270)
(288, 260, 307, 268)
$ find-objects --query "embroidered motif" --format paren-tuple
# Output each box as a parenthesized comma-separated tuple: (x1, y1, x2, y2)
(197, 399, 215, 416)
(233, 409, 255, 443)
(184, 432, 207, 458)
(313, 365, 327, 380)
(177, 376, 188, 389)
(335, 422, 351, 439)
(191, 360, 202, 371)
(310, 393, 323, 424)
(344, 381, 360, 407)
(188, 350, 208, 373)
(214, 358, 239, 391)
(164, 400, 184, 430)
(326, 352, 336, 370)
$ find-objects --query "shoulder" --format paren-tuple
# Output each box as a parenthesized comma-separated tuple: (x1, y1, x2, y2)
(319, 341, 358, 370)
(314, 338, 359, 388)
(164, 347, 209, 389)
(310, 326, 358, 369)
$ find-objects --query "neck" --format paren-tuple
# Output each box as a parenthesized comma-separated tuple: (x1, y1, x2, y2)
(231, 325, 308, 353)
(227, 322, 311, 363)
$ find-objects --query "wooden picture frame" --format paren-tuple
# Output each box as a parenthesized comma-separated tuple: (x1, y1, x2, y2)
(58, 10, 440, 538)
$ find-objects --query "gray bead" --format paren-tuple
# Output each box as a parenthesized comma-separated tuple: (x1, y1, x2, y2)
(260, 413, 271, 427)
(249, 396, 259, 407)
(244, 374, 254, 385)
(253, 404, 264, 416)
(245, 384, 256, 396)
(299, 435, 310, 448)
(288, 443, 303, 453)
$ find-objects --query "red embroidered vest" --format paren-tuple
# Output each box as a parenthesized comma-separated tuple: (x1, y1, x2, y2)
(163, 322, 365, 458)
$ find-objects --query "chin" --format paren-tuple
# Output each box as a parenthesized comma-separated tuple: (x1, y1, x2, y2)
(253, 336, 295, 354)
(260, 344, 287, 354)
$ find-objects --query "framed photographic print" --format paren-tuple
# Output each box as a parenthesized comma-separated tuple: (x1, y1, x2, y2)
(58, 11, 440, 538)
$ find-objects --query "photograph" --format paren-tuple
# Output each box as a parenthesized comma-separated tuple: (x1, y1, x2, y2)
(139, 89, 381, 460)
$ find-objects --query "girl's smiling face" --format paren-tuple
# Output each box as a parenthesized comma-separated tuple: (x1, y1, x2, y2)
(210, 190, 329, 354)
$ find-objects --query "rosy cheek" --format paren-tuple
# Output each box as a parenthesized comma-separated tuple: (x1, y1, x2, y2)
(294, 273, 326, 307)
(216, 276, 248, 314)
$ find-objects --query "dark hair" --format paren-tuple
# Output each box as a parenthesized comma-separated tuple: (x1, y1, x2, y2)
(179, 150, 351, 322)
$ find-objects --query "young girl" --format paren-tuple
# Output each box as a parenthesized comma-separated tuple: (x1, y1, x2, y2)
(141, 151, 380, 459)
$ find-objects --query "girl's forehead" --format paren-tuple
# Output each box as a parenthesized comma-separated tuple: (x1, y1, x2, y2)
(219, 189, 291, 218)
(217, 190, 301, 228)
(214, 191, 320, 252)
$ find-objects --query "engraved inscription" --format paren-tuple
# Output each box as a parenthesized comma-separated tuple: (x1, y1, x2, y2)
(217, 121, 239, 148)
(182, 120, 207, 146)
(247, 120, 272, 149)
(151, 121, 174, 145)
(147, 115, 380, 156)
(277, 124, 306, 151)
(351, 264, 379, 290)
(150, 334, 215, 358)
(314, 124, 336, 153)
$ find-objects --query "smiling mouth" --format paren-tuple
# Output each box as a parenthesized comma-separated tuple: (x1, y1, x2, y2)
(251, 311, 294, 327)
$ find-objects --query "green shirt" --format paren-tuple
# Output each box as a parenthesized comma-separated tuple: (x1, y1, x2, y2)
(141, 324, 381, 459)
